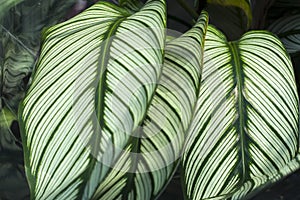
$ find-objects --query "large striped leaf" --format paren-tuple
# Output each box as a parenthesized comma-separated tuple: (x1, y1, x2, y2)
(91, 13, 208, 200)
(19, 0, 171, 199)
(268, 14, 300, 55)
(182, 25, 300, 200)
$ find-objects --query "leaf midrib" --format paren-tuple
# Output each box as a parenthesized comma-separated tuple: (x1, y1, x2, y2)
(228, 41, 250, 183)
(81, 16, 128, 200)
(96, 17, 126, 126)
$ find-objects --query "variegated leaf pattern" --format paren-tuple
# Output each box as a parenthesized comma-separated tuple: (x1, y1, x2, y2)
(19, 0, 167, 199)
(119, 0, 144, 11)
(0, 0, 79, 110)
(268, 14, 300, 54)
(0, 29, 35, 111)
(182, 25, 300, 200)
(91, 12, 208, 200)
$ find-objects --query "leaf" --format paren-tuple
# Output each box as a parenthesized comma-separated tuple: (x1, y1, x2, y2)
(91, 12, 208, 200)
(0, 0, 24, 20)
(0, 26, 36, 111)
(0, 1, 80, 197)
(268, 14, 300, 54)
(205, 0, 252, 40)
(251, 0, 275, 29)
(273, 0, 300, 7)
(182, 25, 300, 200)
(119, 0, 144, 11)
(0, 0, 79, 111)
(207, 0, 252, 27)
(19, 0, 172, 199)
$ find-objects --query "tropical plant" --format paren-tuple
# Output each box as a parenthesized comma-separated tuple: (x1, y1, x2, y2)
(1, 0, 300, 199)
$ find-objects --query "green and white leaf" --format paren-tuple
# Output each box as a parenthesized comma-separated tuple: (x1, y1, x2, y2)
(0, 27, 35, 111)
(268, 14, 300, 54)
(91, 12, 208, 200)
(19, 0, 180, 199)
(0, 0, 79, 111)
(182, 25, 300, 200)
(119, 0, 144, 11)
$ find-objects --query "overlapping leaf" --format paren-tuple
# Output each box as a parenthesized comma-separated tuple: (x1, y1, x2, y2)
(207, 0, 252, 27)
(182, 25, 300, 200)
(268, 14, 300, 54)
(92, 12, 208, 200)
(273, 0, 300, 7)
(0, 0, 79, 110)
(0, 30, 36, 111)
(205, 0, 251, 40)
(0, 0, 23, 20)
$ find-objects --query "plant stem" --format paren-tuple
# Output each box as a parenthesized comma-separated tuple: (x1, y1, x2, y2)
(176, 0, 199, 20)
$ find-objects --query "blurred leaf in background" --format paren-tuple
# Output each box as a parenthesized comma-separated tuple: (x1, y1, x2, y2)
(204, 0, 252, 40)
(0, 108, 28, 199)
(268, 14, 300, 55)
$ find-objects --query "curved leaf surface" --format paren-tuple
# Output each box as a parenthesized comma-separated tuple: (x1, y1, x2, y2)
(1, 0, 80, 198)
(19, 0, 167, 199)
(119, 0, 144, 11)
(182, 25, 300, 200)
(92, 12, 208, 200)
(0, 28, 35, 111)
(268, 14, 300, 54)
(0, 0, 79, 110)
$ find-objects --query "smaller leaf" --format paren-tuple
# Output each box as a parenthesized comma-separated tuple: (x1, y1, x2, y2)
(205, 0, 252, 40)
(273, 0, 300, 7)
(207, 0, 252, 28)
(119, 0, 144, 11)
(0, 29, 36, 111)
(268, 14, 300, 54)
(251, 0, 275, 29)
(0, 0, 24, 20)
